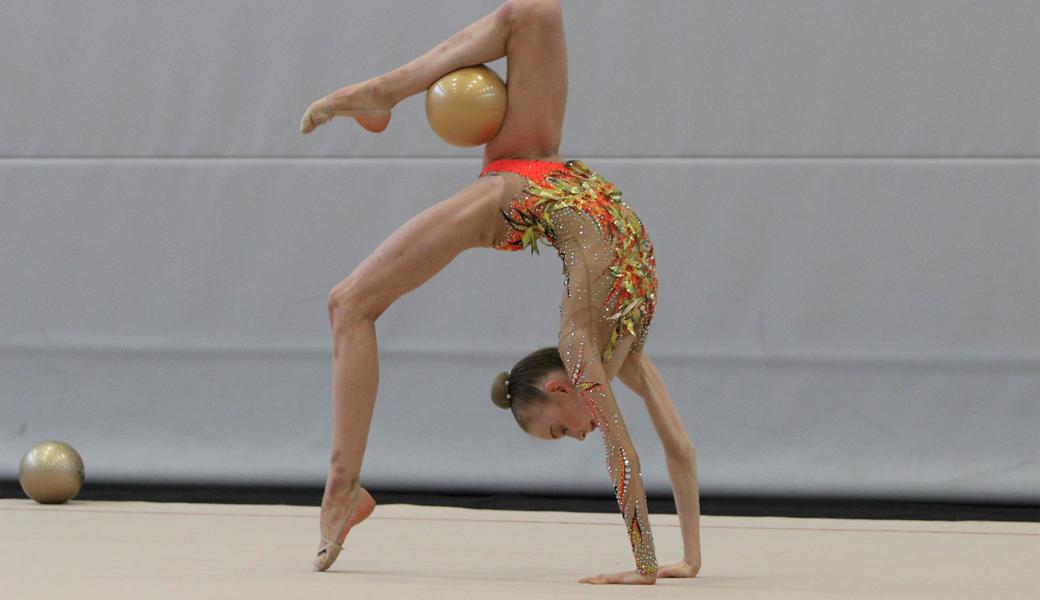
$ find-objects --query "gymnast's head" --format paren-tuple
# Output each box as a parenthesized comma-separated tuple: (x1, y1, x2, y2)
(491, 346, 597, 442)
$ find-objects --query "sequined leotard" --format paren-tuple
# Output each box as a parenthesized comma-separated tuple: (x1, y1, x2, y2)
(479, 158, 659, 576)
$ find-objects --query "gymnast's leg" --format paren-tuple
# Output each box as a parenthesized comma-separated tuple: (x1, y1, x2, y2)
(315, 175, 506, 571)
(310, 0, 571, 571)
(299, 0, 569, 164)
(299, 1, 513, 134)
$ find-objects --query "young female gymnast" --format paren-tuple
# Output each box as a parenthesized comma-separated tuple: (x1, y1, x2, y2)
(299, 0, 701, 585)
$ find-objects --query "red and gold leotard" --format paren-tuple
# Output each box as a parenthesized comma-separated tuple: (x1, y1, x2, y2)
(479, 157, 660, 576)
(480, 158, 658, 361)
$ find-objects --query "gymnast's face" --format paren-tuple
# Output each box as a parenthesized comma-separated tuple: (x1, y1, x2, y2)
(527, 373, 597, 442)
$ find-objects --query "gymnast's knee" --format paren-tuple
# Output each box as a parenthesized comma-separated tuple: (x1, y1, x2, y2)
(507, 0, 561, 26)
(327, 276, 384, 334)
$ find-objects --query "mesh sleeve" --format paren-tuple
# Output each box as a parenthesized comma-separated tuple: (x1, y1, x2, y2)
(552, 208, 658, 576)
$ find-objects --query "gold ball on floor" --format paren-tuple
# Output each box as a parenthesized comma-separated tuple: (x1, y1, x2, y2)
(19, 440, 85, 503)
(425, 64, 507, 147)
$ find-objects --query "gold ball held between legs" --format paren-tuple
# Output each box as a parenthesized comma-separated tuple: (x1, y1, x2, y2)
(425, 64, 507, 147)
(19, 440, 85, 504)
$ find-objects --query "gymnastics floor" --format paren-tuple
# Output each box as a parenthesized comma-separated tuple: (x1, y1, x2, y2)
(2, 499, 1036, 599)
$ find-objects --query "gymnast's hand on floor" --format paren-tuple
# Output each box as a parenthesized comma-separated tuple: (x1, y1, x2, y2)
(299, 81, 392, 135)
(656, 558, 700, 578)
(579, 569, 657, 585)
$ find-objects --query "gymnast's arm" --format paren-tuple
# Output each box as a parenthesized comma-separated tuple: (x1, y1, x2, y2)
(560, 327, 658, 577)
(620, 352, 702, 576)
(553, 210, 658, 578)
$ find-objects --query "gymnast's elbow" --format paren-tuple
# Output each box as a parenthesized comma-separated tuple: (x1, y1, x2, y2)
(664, 442, 696, 464)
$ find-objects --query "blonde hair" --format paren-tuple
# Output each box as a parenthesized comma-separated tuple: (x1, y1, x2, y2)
(490, 346, 566, 432)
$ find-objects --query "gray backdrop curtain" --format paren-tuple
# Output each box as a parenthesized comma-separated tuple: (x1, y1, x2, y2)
(1, 0, 1037, 503)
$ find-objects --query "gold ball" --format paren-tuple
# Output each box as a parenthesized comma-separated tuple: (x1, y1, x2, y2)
(19, 440, 85, 504)
(425, 64, 507, 147)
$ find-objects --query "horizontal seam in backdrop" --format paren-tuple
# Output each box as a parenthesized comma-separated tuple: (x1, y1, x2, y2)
(0, 157, 1039, 162)
(2, 505, 1037, 537)
(1, 341, 1038, 370)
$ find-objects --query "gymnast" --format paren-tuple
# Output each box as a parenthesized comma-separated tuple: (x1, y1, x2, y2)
(299, 0, 700, 585)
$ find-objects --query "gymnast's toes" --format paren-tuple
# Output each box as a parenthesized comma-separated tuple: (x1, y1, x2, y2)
(300, 98, 333, 134)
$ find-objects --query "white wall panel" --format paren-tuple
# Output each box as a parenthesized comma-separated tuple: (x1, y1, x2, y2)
(1, 159, 1036, 501)
(1, 341, 1036, 502)
(1, 0, 1037, 158)
(2, 0, 1036, 502)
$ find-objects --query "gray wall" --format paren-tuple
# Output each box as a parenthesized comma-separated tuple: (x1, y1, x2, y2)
(1, 0, 1037, 503)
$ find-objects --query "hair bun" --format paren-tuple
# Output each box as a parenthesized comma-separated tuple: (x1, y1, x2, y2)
(490, 371, 512, 409)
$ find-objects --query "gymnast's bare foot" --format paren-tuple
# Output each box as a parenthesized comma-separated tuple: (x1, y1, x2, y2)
(314, 485, 377, 571)
(300, 79, 393, 135)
